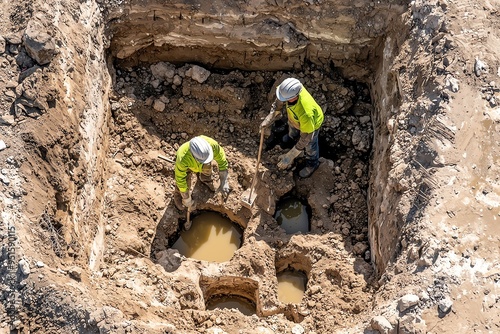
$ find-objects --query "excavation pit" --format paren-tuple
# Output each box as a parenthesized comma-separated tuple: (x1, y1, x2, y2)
(206, 295, 256, 316)
(170, 211, 243, 263)
(277, 269, 308, 305)
(1, 0, 431, 331)
(274, 195, 311, 234)
(201, 277, 259, 316)
(111, 56, 375, 328)
(2, 0, 490, 332)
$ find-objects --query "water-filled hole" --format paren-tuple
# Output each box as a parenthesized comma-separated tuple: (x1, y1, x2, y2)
(171, 211, 243, 262)
(277, 269, 308, 304)
(274, 195, 311, 234)
(206, 295, 256, 316)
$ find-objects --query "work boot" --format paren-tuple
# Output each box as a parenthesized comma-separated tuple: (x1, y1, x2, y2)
(183, 219, 192, 231)
(299, 163, 319, 178)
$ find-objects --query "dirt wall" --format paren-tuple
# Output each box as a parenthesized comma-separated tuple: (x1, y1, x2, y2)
(106, 0, 408, 79)
(368, 24, 410, 274)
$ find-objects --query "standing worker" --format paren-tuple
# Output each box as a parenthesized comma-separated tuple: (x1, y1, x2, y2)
(174, 135, 230, 217)
(262, 78, 324, 178)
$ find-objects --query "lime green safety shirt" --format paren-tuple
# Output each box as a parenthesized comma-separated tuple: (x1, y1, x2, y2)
(175, 135, 228, 193)
(286, 87, 324, 132)
(285, 87, 324, 150)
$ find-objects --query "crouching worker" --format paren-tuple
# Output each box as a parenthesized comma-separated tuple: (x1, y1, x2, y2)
(273, 77, 324, 178)
(174, 136, 230, 215)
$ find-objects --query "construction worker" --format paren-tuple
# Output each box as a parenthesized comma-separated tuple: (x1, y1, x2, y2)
(261, 78, 324, 178)
(174, 136, 230, 213)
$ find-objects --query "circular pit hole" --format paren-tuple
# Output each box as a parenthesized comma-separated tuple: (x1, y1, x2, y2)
(274, 194, 311, 234)
(171, 211, 243, 262)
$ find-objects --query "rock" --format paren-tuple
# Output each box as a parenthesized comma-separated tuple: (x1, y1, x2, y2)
(131, 156, 142, 166)
(206, 327, 226, 334)
(18, 259, 30, 275)
(419, 291, 430, 301)
(291, 324, 304, 334)
(355, 168, 363, 177)
(0, 174, 11, 185)
(150, 62, 175, 80)
(11, 319, 22, 329)
(68, 266, 82, 281)
(445, 75, 459, 92)
(359, 115, 371, 124)
(4, 32, 21, 45)
(173, 74, 182, 86)
(438, 297, 453, 314)
(352, 127, 362, 145)
(186, 65, 210, 83)
(398, 315, 426, 334)
(0, 114, 16, 125)
(398, 294, 419, 312)
(418, 241, 438, 267)
(150, 79, 160, 88)
(4, 90, 15, 99)
(153, 99, 165, 112)
(255, 326, 274, 334)
(353, 242, 369, 255)
(156, 249, 182, 272)
(408, 246, 420, 261)
(371, 316, 393, 334)
(5, 155, 15, 167)
(0, 140, 6, 151)
(309, 285, 321, 294)
(474, 57, 488, 77)
(111, 102, 121, 111)
(23, 22, 57, 65)
(123, 147, 133, 157)
(36, 261, 45, 268)
(89, 306, 126, 333)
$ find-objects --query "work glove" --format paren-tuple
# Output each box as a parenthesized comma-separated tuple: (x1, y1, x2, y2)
(260, 100, 279, 130)
(260, 110, 277, 129)
(180, 191, 195, 210)
(217, 170, 230, 196)
(277, 147, 302, 170)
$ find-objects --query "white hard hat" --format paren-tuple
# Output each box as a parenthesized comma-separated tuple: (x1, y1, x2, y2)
(189, 136, 213, 163)
(276, 78, 303, 101)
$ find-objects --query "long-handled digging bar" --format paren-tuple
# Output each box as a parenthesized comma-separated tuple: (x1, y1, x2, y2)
(185, 206, 192, 230)
(241, 100, 278, 209)
(241, 130, 264, 209)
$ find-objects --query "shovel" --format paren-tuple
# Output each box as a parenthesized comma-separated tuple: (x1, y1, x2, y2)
(184, 207, 192, 231)
(241, 130, 264, 209)
(241, 101, 278, 209)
